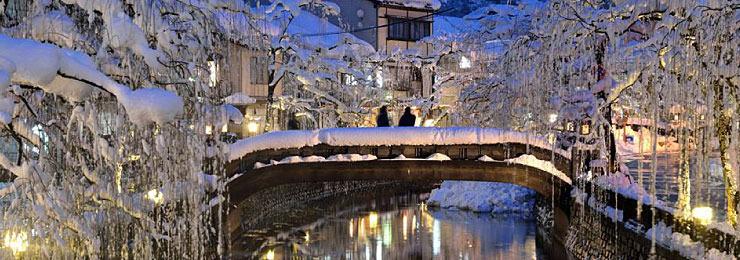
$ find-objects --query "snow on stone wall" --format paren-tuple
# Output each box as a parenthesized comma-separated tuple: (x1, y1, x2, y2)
(228, 127, 568, 161)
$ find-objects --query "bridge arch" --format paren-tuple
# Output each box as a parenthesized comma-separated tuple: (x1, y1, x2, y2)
(223, 128, 575, 243)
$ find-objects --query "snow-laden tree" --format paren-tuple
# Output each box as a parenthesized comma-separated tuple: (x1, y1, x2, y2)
(222, 0, 383, 128)
(0, 0, 250, 257)
(456, 0, 739, 226)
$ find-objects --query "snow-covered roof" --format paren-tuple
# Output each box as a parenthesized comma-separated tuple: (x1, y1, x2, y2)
(372, 0, 441, 10)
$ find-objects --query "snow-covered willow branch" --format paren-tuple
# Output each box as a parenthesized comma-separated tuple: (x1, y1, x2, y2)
(0, 0, 250, 258)
(450, 0, 739, 227)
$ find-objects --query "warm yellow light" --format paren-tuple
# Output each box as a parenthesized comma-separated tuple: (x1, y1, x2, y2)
(205, 125, 213, 135)
(263, 249, 275, 260)
(368, 212, 378, 229)
(304, 232, 310, 242)
(402, 214, 408, 240)
(3, 230, 28, 255)
(247, 121, 259, 133)
(221, 124, 228, 133)
(128, 155, 141, 161)
(691, 207, 713, 225)
(423, 119, 436, 127)
(145, 189, 164, 204)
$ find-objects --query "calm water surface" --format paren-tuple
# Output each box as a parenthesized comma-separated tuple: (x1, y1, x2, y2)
(240, 190, 554, 259)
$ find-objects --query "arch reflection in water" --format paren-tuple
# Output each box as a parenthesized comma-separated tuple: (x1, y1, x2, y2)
(261, 196, 549, 259)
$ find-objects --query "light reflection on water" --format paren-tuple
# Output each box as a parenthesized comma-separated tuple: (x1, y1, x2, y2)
(260, 199, 547, 259)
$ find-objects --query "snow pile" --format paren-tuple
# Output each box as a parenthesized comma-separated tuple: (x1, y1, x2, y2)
(252, 154, 378, 169)
(229, 127, 568, 161)
(477, 155, 495, 162)
(427, 181, 537, 214)
(326, 154, 377, 162)
(426, 153, 451, 161)
(505, 154, 571, 184)
(646, 222, 736, 260)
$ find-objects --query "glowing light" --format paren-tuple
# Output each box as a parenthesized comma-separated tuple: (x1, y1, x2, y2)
(548, 113, 558, 123)
(247, 121, 259, 133)
(221, 124, 228, 133)
(205, 125, 213, 135)
(3, 231, 28, 255)
(128, 155, 141, 161)
(349, 220, 354, 238)
(145, 189, 164, 204)
(402, 214, 408, 240)
(423, 119, 436, 127)
(304, 232, 310, 242)
(691, 207, 713, 225)
(263, 249, 275, 260)
(368, 212, 378, 229)
(459, 56, 472, 69)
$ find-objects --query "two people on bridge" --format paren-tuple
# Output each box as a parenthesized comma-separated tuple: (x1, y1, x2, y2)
(377, 106, 416, 127)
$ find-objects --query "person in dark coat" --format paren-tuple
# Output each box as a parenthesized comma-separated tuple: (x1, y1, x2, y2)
(376, 105, 390, 127)
(398, 107, 416, 127)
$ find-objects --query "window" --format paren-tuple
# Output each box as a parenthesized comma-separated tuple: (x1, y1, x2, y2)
(250, 57, 269, 85)
(387, 17, 431, 41)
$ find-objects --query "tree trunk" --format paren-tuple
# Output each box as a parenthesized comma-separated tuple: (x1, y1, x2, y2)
(677, 126, 691, 218)
(713, 82, 737, 226)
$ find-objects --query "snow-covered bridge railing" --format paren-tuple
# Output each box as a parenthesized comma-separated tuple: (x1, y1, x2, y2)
(226, 127, 572, 177)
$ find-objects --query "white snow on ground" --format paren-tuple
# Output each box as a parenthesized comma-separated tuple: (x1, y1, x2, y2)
(647, 222, 736, 260)
(504, 154, 571, 184)
(229, 127, 568, 161)
(427, 181, 537, 213)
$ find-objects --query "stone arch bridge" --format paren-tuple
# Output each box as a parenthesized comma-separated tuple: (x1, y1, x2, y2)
(223, 128, 575, 243)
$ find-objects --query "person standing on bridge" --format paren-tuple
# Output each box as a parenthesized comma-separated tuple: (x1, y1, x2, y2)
(398, 107, 416, 127)
(376, 105, 390, 127)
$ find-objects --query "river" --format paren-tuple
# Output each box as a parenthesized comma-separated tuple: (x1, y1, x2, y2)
(233, 183, 558, 259)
